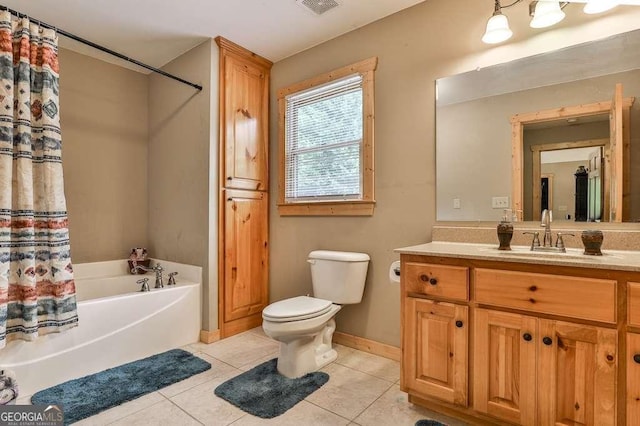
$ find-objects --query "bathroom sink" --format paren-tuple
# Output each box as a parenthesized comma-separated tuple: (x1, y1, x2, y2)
(478, 246, 621, 261)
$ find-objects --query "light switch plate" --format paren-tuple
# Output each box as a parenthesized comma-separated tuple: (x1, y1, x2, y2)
(492, 196, 509, 209)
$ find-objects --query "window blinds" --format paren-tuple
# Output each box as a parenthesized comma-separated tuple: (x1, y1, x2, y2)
(284, 74, 364, 202)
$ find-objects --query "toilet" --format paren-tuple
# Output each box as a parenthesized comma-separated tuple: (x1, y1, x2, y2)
(262, 250, 370, 378)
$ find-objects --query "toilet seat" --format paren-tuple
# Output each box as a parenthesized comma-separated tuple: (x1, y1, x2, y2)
(262, 296, 333, 322)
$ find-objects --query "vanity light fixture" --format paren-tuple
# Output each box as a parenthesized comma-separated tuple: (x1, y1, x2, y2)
(482, 0, 622, 44)
(482, 0, 514, 44)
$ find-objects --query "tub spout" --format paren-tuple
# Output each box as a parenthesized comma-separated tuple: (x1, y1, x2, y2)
(132, 264, 164, 288)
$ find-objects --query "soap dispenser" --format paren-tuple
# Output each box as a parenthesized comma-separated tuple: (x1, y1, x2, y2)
(497, 209, 514, 251)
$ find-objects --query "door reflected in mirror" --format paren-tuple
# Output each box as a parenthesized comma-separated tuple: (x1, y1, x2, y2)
(532, 145, 604, 223)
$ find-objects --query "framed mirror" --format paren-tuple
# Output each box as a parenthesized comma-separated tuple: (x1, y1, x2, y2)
(436, 29, 640, 222)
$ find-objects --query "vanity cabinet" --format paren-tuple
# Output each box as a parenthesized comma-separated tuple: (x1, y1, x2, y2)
(474, 309, 616, 425)
(403, 297, 468, 406)
(399, 251, 633, 425)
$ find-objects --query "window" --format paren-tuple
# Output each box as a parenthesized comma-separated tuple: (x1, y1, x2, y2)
(277, 57, 377, 216)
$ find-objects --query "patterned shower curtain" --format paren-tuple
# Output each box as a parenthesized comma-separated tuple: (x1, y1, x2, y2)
(0, 11, 78, 349)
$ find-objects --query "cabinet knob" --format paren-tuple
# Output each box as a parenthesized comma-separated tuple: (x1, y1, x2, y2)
(227, 176, 232, 181)
(634, 354, 640, 364)
(429, 278, 438, 286)
(455, 320, 463, 328)
(420, 274, 429, 282)
(523, 333, 532, 342)
(542, 336, 553, 346)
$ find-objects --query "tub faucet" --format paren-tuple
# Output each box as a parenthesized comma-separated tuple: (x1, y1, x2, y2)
(541, 209, 553, 247)
(131, 263, 164, 288)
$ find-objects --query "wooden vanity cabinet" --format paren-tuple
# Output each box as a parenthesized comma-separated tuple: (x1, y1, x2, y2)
(474, 309, 616, 425)
(400, 255, 626, 425)
(403, 297, 468, 406)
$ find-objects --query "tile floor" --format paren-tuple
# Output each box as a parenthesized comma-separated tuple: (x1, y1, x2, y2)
(18, 327, 467, 425)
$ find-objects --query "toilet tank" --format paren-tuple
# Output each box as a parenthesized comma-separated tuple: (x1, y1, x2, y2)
(308, 250, 370, 304)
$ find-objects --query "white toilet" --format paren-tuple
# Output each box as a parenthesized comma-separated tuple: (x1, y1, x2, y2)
(262, 250, 370, 378)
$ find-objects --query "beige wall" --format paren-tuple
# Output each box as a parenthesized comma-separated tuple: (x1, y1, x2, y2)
(269, 2, 640, 347)
(60, 48, 149, 263)
(148, 40, 218, 330)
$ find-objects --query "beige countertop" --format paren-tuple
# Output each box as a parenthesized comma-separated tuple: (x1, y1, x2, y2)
(395, 241, 640, 272)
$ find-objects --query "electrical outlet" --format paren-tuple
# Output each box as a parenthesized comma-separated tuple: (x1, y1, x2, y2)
(492, 196, 509, 209)
(453, 198, 461, 209)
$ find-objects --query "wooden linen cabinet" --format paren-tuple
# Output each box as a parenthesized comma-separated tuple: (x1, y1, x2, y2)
(216, 37, 272, 338)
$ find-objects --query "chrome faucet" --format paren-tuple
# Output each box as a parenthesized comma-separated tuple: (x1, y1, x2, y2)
(131, 263, 164, 288)
(541, 209, 553, 247)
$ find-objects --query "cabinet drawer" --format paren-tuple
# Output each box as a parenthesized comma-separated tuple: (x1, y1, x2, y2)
(629, 283, 640, 327)
(404, 262, 468, 301)
(474, 268, 616, 323)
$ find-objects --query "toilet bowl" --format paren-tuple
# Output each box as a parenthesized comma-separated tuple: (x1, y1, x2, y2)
(263, 296, 341, 378)
(262, 250, 369, 378)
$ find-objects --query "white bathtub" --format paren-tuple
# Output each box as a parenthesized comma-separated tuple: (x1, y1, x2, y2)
(0, 259, 201, 396)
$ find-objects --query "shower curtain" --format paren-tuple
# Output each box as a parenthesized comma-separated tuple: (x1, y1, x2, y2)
(0, 11, 78, 349)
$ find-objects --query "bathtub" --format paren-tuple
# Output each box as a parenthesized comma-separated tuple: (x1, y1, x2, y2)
(0, 259, 201, 396)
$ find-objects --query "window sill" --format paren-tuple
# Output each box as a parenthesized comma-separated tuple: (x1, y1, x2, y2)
(277, 201, 375, 217)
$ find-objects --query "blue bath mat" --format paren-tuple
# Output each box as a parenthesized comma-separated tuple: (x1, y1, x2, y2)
(415, 420, 448, 426)
(31, 349, 210, 424)
(214, 358, 329, 418)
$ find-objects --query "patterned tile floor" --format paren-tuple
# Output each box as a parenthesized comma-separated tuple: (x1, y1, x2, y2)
(18, 327, 468, 425)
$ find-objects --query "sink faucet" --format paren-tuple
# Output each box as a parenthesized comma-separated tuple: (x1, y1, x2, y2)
(131, 263, 164, 288)
(541, 209, 553, 247)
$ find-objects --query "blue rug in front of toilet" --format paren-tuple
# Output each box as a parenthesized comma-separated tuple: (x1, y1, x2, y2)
(31, 349, 211, 425)
(214, 358, 329, 418)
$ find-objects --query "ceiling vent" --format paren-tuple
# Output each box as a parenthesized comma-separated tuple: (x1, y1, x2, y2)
(296, 0, 340, 16)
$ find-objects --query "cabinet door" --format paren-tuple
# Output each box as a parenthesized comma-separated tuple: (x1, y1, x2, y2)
(473, 309, 537, 426)
(222, 54, 269, 191)
(403, 298, 468, 406)
(627, 333, 640, 425)
(223, 189, 268, 322)
(537, 320, 616, 426)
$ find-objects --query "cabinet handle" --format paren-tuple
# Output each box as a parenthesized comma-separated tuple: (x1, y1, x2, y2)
(523, 333, 532, 342)
(455, 320, 463, 328)
(429, 278, 438, 286)
(227, 176, 232, 181)
(634, 354, 640, 364)
(542, 336, 553, 346)
(420, 274, 429, 282)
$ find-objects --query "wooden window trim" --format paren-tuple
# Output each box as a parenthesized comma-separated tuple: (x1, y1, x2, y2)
(277, 57, 378, 217)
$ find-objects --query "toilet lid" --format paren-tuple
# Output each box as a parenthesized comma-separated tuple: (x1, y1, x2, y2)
(262, 296, 333, 322)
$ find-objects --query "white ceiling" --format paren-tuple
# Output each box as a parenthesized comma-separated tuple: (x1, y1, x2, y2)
(0, 0, 426, 72)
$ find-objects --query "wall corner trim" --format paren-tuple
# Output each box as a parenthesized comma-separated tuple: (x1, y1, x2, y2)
(199, 329, 222, 344)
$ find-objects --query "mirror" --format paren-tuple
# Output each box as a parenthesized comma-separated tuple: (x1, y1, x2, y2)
(436, 29, 640, 222)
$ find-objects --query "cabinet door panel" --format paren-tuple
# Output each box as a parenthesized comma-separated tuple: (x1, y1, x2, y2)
(403, 298, 468, 406)
(627, 333, 640, 425)
(538, 320, 616, 426)
(223, 55, 269, 191)
(223, 189, 268, 322)
(473, 309, 537, 426)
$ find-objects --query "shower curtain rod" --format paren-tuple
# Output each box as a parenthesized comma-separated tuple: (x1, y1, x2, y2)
(1, 5, 203, 91)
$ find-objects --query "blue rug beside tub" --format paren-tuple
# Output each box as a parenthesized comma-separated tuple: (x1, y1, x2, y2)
(31, 349, 210, 424)
(214, 358, 329, 419)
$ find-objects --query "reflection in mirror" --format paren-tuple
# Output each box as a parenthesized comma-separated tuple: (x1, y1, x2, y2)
(532, 145, 605, 223)
(436, 29, 640, 222)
